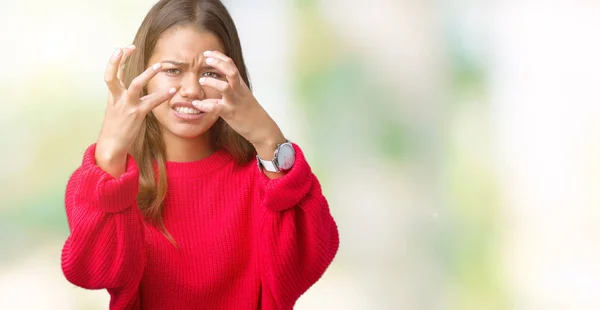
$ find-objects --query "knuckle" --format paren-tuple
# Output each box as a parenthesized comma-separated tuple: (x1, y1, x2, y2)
(130, 106, 144, 117)
(108, 91, 119, 100)
(128, 89, 142, 100)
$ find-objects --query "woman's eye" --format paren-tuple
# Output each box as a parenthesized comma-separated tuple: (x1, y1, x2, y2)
(202, 72, 220, 79)
(165, 69, 181, 75)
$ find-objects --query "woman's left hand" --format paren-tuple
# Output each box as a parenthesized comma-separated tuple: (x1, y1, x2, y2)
(192, 50, 285, 153)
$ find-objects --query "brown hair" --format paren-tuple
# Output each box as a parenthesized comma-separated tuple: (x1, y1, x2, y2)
(122, 0, 255, 245)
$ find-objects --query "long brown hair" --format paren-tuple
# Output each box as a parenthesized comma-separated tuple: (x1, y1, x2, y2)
(122, 0, 255, 245)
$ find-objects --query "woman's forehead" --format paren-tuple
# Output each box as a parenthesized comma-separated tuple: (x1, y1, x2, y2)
(153, 27, 225, 56)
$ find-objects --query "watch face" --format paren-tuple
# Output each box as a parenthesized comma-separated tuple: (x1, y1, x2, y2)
(276, 143, 295, 170)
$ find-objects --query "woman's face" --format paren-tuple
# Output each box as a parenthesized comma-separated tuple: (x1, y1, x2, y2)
(146, 26, 226, 141)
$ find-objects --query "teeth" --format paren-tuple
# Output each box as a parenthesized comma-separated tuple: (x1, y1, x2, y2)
(174, 106, 202, 115)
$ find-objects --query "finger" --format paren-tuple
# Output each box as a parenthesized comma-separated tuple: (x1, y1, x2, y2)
(127, 62, 163, 101)
(203, 50, 231, 62)
(117, 45, 136, 84)
(199, 76, 232, 96)
(203, 50, 240, 87)
(192, 99, 229, 115)
(139, 87, 177, 113)
(104, 48, 125, 96)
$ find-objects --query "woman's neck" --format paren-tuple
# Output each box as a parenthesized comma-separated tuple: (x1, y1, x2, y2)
(163, 132, 216, 163)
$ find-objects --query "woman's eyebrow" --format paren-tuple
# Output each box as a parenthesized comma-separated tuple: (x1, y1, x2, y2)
(161, 60, 187, 66)
(159, 61, 217, 71)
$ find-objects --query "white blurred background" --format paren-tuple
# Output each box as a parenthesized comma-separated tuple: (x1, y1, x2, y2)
(1, 0, 599, 309)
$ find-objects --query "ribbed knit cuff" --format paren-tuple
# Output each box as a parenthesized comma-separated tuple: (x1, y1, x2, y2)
(256, 143, 313, 212)
(76, 144, 140, 213)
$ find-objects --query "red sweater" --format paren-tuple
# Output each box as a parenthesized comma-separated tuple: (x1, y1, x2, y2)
(61, 143, 339, 310)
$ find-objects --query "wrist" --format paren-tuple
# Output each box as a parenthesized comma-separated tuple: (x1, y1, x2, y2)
(253, 134, 286, 160)
(95, 144, 128, 178)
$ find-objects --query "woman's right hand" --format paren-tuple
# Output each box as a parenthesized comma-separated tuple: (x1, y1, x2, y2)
(95, 45, 176, 178)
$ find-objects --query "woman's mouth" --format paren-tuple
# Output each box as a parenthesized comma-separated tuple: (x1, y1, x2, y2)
(171, 103, 205, 121)
(174, 106, 202, 115)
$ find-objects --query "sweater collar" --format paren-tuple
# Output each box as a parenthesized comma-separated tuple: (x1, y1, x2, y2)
(165, 149, 232, 178)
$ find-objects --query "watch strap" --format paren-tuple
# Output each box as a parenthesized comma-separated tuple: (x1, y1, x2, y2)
(257, 156, 280, 173)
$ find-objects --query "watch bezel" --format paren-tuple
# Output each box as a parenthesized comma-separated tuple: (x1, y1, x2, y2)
(257, 140, 295, 173)
(274, 141, 295, 171)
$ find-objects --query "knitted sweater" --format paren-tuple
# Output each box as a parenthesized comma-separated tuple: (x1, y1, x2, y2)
(60, 143, 339, 310)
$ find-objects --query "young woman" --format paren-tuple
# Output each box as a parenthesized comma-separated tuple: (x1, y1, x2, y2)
(60, 0, 339, 309)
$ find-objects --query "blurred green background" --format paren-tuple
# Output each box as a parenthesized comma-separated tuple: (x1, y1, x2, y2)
(1, 0, 600, 309)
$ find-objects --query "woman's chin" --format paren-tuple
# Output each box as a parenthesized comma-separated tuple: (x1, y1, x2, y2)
(156, 113, 219, 140)
(164, 124, 212, 140)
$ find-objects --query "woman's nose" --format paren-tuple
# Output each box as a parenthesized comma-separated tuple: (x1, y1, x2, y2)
(179, 74, 204, 100)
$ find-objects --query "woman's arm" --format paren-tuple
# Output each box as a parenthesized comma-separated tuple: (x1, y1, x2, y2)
(61, 143, 145, 291)
(255, 143, 340, 309)
(190, 50, 339, 308)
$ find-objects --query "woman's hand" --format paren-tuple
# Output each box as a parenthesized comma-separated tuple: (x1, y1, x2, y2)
(191, 50, 286, 158)
(95, 45, 177, 178)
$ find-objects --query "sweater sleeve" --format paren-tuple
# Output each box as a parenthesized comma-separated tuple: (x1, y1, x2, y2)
(61, 143, 145, 295)
(255, 143, 340, 309)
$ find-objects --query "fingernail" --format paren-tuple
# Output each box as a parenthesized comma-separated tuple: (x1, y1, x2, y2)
(192, 100, 201, 107)
(169, 87, 176, 94)
(204, 51, 212, 56)
(126, 44, 135, 49)
(152, 63, 162, 70)
(205, 57, 215, 64)
(199, 77, 206, 83)
(113, 48, 122, 58)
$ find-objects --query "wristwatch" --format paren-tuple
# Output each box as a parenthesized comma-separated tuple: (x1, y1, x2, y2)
(257, 140, 295, 173)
